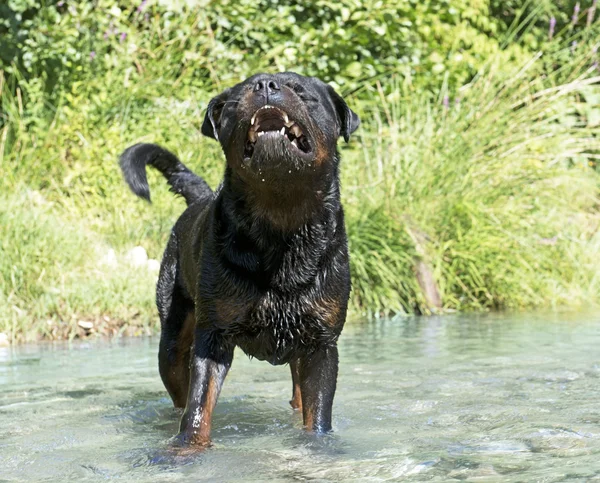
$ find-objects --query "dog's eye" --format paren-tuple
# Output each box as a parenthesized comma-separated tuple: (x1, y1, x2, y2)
(288, 83, 304, 94)
(286, 83, 317, 102)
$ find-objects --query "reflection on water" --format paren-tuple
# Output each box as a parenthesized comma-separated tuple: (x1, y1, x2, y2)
(1, 311, 599, 481)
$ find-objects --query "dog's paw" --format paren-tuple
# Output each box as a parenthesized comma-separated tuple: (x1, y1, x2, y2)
(169, 432, 212, 455)
(289, 397, 303, 411)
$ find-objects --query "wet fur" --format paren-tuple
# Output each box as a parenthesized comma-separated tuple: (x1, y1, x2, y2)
(119, 72, 359, 447)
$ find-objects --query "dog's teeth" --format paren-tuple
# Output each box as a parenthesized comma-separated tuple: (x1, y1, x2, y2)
(291, 139, 298, 147)
(282, 112, 289, 123)
(280, 127, 285, 135)
(291, 124, 302, 137)
(258, 132, 264, 137)
(251, 114, 257, 125)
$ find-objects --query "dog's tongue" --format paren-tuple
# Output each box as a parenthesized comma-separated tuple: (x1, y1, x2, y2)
(256, 112, 285, 133)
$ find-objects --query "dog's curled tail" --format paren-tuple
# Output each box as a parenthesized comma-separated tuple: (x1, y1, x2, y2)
(119, 143, 212, 206)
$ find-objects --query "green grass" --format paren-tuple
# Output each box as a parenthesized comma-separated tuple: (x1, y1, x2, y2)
(1, 38, 599, 341)
(345, 53, 600, 315)
(0, 188, 160, 341)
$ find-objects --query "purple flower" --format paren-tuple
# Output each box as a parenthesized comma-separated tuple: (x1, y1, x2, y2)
(90, 51, 96, 60)
(571, 41, 578, 53)
(443, 96, 449, 110)
(137, 0, 148, 12)
(57, 1, 64, 6)
(549, 16, 556, 39)
(120, 32, 127, 43)
(572, 2, 580, 25)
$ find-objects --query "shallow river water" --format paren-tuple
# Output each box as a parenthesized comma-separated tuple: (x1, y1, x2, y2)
(1, 311, 600, 482)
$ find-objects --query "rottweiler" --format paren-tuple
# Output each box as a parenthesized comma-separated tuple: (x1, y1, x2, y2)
(119, 72, 360, 448)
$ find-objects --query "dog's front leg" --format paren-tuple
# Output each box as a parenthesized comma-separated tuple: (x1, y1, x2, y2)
(176, 327, 233, 448)
(298, 343, 339, 433)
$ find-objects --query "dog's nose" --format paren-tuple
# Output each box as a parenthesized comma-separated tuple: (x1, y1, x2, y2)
(254, 79, 280, 101)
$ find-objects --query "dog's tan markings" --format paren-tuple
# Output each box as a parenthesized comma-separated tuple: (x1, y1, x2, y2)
(313, 133, 329, 167)
(178, 312, 195, 356)
(290, 383, 302, 410)
(324, 298, 341, 327)
(312, 297, 341, 327)
(303, 405, 315, 430)
(187, 374, 219, 447)
(214, 297, 249, 323)
(289, 359, 303, 411)
(168, 311, 196, 408)
(200, 376, 218, 441)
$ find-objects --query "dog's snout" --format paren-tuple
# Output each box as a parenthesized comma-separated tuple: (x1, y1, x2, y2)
(253, 79, 281, 102)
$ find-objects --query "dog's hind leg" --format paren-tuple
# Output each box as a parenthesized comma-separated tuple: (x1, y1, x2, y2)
(289, 357, 303, 411)
(158, 297, 194, 408)
(157, 235, 195, 408)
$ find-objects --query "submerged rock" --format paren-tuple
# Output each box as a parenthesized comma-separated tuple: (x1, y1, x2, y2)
(0, 333, 9, 347)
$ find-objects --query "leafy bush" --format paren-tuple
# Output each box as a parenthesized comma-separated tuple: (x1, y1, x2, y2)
(0, 1, 599, 339)
(345, 47, 600, 315)
(3, 0, 586, 107)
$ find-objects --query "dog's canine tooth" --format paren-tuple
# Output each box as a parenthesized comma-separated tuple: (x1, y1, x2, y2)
(291, 139, 298, 147)
(282, 112, 289, 123)
(280, 127, 285, 135)
(291, 124, 302, 137)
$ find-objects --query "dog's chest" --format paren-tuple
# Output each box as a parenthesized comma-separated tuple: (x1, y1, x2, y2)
(219, 290, 339, 365)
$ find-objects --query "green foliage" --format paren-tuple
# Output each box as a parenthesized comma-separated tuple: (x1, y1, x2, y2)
(1, 0, 99, 98)
(0, 2, 599, 340)
(0, 189, 159, 341)
(2, 0, 584, 106)
(344, 52, 600, 315)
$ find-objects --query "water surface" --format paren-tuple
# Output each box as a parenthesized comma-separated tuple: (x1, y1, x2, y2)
(1, 311, 600, 481)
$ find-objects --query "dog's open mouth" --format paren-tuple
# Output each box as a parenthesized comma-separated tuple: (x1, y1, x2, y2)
(244, 106, 311, 160)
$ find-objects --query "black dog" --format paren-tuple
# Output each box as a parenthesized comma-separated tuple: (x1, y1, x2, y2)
(119, 72, 359, 448)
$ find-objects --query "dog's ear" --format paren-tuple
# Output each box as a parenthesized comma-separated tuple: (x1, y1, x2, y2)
(327, 85, 360, 142)
(201, 89, 231, 141)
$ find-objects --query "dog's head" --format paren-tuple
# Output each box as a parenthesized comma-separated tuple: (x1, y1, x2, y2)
(201, 72, 359, 183)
